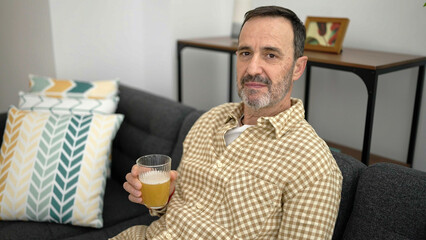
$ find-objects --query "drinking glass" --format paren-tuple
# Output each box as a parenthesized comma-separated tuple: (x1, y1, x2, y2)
(136, 154, 171, 209)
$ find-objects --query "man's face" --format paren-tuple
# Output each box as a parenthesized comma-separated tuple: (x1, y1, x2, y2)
(236, 16, 297, 110)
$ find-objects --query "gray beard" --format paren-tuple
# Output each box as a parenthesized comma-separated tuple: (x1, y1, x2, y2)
(238, 73, 292, 110)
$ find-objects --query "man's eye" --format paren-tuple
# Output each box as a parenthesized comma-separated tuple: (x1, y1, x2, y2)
(267, 53, 276, 58)
(240, 52, 250, 56)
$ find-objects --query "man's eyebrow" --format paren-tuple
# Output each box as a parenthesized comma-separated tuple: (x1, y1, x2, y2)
(237, 46, 251, 52)
(237, 46, 284, 55)
(263, 46, 283, 55)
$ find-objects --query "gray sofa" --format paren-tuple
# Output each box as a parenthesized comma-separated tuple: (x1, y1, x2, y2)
(0, 84, 425, 240)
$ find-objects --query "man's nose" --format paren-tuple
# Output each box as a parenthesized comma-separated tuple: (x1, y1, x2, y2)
(246, 55, 263, 76)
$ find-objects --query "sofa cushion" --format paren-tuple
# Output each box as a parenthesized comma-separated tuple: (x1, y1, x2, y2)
(0, 107, 123, 228)
(102, 178, 153, 227)
(331, 152, 367, 240)
(18, 92, 119, 115)
(343, 163, 426, 239)
(62, 212, 158, 240)
(29, 74, 119, 99)
(0, 217, 92, 240)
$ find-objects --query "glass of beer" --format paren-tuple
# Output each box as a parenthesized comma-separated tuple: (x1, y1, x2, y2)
(136, 154, 171, 209)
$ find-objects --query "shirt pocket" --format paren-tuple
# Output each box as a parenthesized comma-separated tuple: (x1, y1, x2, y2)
(214, 170, 282, 239)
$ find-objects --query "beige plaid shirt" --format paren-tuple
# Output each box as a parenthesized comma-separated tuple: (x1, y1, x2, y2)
(143, 98, 342, 239)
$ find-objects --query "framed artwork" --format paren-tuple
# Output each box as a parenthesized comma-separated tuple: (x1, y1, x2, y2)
(304, 17, 349, 54)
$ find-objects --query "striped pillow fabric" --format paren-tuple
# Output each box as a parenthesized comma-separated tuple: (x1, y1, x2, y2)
(0, 106, 124, 228)
(29, 74, 119, 99)
(26, 75, 120, 178)
(18, 92, 119, 115)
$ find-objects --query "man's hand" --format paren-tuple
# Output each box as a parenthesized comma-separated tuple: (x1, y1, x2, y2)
(123, 164, 178, 205)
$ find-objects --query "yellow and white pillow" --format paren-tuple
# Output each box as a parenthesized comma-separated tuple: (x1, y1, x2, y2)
(0, 107, 124, 228)
(29, 74, 119, 99)
(19, 92, 119, 115)
(26, 75, 121, 178)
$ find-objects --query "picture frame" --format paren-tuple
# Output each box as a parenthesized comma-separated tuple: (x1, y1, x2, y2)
(304, 16, 350, 54)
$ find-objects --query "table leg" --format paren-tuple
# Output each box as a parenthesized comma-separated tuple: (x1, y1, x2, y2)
(229, 54, 234, 102)
(407, 65, 425, 166)
(360, 72, 379, 165)
(177, 43, 184, 103)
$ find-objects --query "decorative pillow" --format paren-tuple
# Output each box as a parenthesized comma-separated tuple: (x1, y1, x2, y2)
(29, 74, 119, 99)
(18, 92, 119, 115)
(0, 106, 124, 228)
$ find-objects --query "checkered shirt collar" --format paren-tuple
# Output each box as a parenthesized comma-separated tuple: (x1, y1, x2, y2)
(226, 98, 305, 138)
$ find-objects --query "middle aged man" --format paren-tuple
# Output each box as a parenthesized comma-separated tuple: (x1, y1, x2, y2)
(113, 5, 342, 240)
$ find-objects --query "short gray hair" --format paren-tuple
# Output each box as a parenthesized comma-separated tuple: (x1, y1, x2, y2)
(240, 6, 306, 59)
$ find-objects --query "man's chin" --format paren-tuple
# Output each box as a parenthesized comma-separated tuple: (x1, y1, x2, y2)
(243, 90, 267, 99)
(243, 97, 270, 110)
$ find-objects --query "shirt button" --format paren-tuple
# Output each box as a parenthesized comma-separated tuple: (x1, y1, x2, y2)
(196, 203, 203, 209)
(216, 161, 224, 168)
(165, 232, 172, 239)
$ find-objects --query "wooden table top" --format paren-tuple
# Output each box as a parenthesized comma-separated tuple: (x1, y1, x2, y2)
(178, 36, 426, 70)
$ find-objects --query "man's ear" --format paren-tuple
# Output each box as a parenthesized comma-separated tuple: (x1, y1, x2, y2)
(292, 56, 308, 81)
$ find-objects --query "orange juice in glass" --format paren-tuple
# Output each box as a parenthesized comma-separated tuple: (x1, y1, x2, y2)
(136, 154, 171, 209)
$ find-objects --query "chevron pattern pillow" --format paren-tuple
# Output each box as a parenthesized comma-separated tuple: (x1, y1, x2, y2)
(0, 106, 124, 228)
(18, 92, 119, 115)
(26, 76, 120, 178)
(29, 74, 119, 99)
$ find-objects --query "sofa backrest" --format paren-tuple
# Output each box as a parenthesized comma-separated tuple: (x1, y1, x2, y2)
(342, 162, 426, 240)
(169, 110, 204, 169)
(331, 151, 367, 240)
(111, 84, 202, 182)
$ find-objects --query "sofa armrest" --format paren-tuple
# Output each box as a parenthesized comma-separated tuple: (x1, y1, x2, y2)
(331, 152, 367, 240)
(343, 163, 426, 239)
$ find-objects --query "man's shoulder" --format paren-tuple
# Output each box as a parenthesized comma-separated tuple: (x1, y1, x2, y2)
(281, 119, 340, 172)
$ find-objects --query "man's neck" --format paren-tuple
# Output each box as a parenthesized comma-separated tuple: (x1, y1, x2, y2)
(242, 98, 292, 125)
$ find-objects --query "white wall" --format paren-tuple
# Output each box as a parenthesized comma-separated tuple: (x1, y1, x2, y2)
(49, 0, 173, 97)
(49, 0, 231, 103)
(0, 0, 56, 111)
(0, 0, 425, 171)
